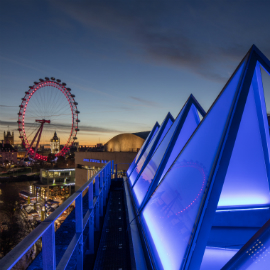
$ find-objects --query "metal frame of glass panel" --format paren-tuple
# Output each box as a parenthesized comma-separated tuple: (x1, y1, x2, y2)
(129, 112, 174, 186)
(127, 122, 160, 177)
(221, 217, 270, 269)
(186, 45, 270, 270)
(135, 45, 270, 270)
(136, 94, 206, 211)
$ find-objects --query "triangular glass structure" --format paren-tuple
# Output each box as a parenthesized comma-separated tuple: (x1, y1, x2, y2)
(129, 113, 174, 186)
(132, 95, 206, 209)
(218, 64, 270, 208)
(138, 45, 270, 270)
(127, 122, 160, 177)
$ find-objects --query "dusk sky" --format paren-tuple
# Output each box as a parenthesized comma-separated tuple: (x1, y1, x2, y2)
(1, 1, 270, 146)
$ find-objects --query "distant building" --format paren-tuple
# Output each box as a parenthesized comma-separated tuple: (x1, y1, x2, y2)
(35, 168, 75, 199)
(75, 131, 149, 190)
(104, 133, 147, 152)
(0, 141, 17, 164)
(50, 131, 60, 154)
(3, 131, 14, 146)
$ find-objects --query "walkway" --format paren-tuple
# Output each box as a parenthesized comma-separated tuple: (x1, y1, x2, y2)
(92, 179, 131, 269)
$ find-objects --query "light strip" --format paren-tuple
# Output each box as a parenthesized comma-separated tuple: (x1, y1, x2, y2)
(216, 206, 270, 212)
(45, 169, 75, 172)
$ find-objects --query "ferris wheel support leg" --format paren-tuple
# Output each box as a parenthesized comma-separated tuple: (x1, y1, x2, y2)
(33, 123, 44, 160)
(23, 125, 42, 160)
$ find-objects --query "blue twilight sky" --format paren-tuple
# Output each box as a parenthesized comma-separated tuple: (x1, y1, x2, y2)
(1, 1, 270, 145)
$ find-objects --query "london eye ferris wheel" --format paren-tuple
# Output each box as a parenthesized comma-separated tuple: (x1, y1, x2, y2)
(18, 77, 80, 161)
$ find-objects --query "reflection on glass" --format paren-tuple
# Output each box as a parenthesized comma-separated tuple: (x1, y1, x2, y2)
(141, 61, 245, 270)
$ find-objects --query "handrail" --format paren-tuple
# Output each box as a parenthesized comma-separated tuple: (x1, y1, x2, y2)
(0, 161, 113, 270)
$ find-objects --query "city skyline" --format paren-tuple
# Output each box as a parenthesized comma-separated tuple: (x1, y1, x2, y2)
(1, 1, 270, 145)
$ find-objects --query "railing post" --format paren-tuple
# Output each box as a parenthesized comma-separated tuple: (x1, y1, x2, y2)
(115, 164, 117, 178)
(95, 176, 99, 197)
(111, 160, 114, 178)
(75, 193, 83, 269)
(99, 172, 104, 216)
(89, 213, 94, 254)
(105, 166, 108, 199)
(95, 200, 99, 231)
(42, 223, 56, 270)
(88, 182, 94, 254)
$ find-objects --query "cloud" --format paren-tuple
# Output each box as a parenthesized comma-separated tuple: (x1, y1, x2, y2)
(130, 96, 159, 107)
(0, 120, 122, 134)
(54, 1, 270, 82)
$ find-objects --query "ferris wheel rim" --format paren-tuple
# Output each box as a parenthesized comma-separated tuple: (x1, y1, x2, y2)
(17, 78, 79, 161)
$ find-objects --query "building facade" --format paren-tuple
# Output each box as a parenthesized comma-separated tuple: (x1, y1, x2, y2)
(75, 151, 137, 190)
(0, 141, 17, 164)
(35, 168, 76, 200)
(3, 131, 14, 145)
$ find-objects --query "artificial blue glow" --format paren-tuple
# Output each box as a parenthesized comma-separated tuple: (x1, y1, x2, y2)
(141, 61, 245, 270)
(129, 116, 173, 186)
(200, 247, 238, 270)
(127, 124, 159, 176)
(160, 104, 200, 181)
(133, 104, 200, 208)
(153, 118, 173, 153)
(222, 222, 270, 269)
(216, 207, 270, 212)
(218, 67, 270, 208)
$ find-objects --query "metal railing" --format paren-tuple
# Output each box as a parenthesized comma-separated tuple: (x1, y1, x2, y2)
(0, 161, 114, 270)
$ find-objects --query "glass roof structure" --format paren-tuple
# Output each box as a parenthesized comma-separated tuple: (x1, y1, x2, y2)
(132, 95, 206, 210)
(136, 45, 270, 270)
(127, 122, 160, 177)
(129, 113, 174, 186)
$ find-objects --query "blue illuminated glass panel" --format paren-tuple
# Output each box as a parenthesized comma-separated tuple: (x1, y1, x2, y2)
(200, 247, 238, 270)
(218, 81, 270, 208)
(129, 117, 173, 186)
(160, 104, 200, 181)
(153, 118, 173, 153)
(141, 61, 245, 270)
(127, 125, 159, 176)
(133, 104, 200, 207)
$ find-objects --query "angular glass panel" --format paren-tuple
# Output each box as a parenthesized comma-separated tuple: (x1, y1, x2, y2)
(218, 82, 270, 208)
(129, 126, 161, 185)
(127, 124, 159, 176)
(160, 104, 200, 182)
(129, 117, 173, 186)
(141, 61, 245, 270)
(200, 247, 238, 270)
(133, 104, 199, 208)
(153, 118, 174, 153)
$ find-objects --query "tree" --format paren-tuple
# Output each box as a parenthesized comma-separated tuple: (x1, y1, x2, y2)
(47, 153, 56, 163)
(56, 156, 66, 167)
